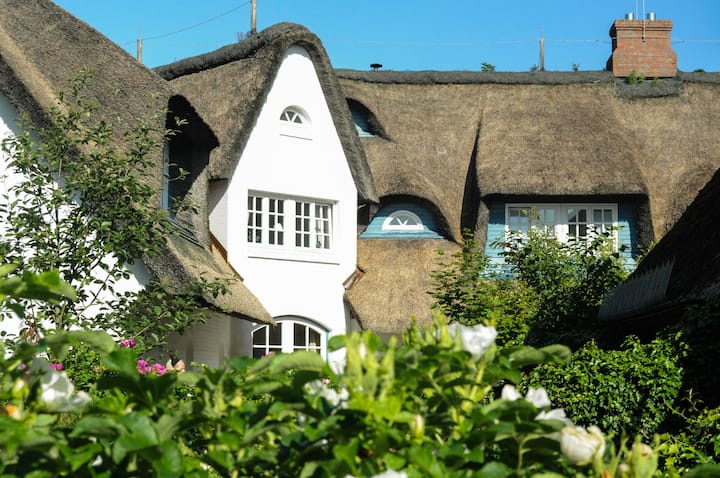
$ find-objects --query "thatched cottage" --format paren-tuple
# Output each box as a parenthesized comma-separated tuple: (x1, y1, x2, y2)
(1, 1, 719, 364)
(0, 0, 272, 359)
(338, 19, 720, 334)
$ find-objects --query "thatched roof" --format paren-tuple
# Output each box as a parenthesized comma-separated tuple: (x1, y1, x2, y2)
(338, 70, 720, 240)
(144, 233, 272, 324)
(155, 23, 378, 204)
(0, 0, 270, 324)
(605, 165, 720, 319)
(0, 0, 172, 150)
(345, 239, 458, 334)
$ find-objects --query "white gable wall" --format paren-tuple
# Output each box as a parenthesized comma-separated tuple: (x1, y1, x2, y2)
(209, 46, 358, 358)
(0, 92, 149, 343)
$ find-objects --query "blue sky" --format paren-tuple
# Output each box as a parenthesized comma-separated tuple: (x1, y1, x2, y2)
(54, 1, 720, 72)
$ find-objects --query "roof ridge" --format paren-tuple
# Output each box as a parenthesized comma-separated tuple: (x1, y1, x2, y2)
(154, 22, 314, 80)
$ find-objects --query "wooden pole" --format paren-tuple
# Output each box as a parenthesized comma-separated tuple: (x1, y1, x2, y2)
(137, 37, 143, 63)
(251, 0, 257, 34)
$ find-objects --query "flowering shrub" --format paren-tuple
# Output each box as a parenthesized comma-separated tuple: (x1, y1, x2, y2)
(0, 317, 672, 477)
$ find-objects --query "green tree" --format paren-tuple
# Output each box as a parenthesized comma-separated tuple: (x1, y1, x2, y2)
(501, 229, 627, 346)
(429, 231, 534, 347)
(0, 71, 214, 351)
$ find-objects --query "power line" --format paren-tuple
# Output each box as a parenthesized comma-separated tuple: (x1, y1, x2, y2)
(119, 2, 250, 45)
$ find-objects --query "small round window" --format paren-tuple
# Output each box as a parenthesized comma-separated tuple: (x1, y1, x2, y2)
(280, 107, 308, 125)
(382, 210, 424, 232)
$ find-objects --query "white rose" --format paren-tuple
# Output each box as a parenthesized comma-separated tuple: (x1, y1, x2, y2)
(560, 425, 605, 465)
(33, 358, 90, 412)
(526, 388, 552, 408)
(536, 408, 571, 423)
(345, 471, 408, 478)
(447, 322, 497, 360)
(501, 384, 522, 401)
(305, 379, 348, 408)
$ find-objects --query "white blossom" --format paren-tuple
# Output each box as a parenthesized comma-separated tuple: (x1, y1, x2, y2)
(526, 387, 552, 408)
(447, 322, 497, 360)
(501, 384, 522, 401)
(502, 384, 570, 424)
(560, 425, 605, 465)
(32, 358, 90, 412)
(536, 408, 571, 423)
(305, 379, 348, 408)
(345, 471, 408, 478)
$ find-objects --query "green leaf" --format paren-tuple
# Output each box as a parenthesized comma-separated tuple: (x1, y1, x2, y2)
(477, 461, 513, 478)
(537, 344, 572, 365)
(384, 452, 407, 470)
(101, 348, 139, 376)
(332, 439, 359, 467)
(257, 351, 327, 375)
(507, 347, 545, 368)
(148, 440, 184, 478)
(70, 416, 123, 439)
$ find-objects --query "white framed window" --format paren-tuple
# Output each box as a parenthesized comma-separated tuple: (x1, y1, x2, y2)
(506, 203, 618, 244)
(279, 106, 312, 140)
(247, 192, 336, 261)
(252, 318, 326, 359)
(280, 107, 307, 125)
(382, 210, 424, 232)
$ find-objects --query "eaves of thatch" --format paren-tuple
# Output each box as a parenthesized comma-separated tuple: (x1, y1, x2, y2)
(144, 233, 273, 324)
(155, 23, 378, 205)
(345, 239, 458, 335)
(0, 0, 271, 325)
(338, 70, 720, 240)
(602, 165, 720, 323)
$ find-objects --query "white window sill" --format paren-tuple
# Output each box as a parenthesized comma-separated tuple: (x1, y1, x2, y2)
(248, 246, 339, 265)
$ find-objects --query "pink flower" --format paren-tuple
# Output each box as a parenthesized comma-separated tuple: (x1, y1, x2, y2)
(150, 364, 166, 375)
(49, 363, 64, 371)
(136, 359, 166, 376)
(119, 339, 136, 348)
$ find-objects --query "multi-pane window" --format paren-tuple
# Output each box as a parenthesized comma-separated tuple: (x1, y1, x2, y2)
(507, 207, 556, 235)
(252, 319, 325, 359)
(506, 203, 617, 244)
(247, 193, 333, 251)
(295, 201, 331, 249)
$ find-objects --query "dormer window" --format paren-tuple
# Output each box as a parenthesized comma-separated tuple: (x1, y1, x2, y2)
(360, 202, 443, 239)
(351, 109, 374, 138)
(279, 106, 311, 139)
(382, 210, 424, 231)
(280, 107, 307, 125)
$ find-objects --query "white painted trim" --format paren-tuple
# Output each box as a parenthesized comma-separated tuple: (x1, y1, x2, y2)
(505, 202, 618, 244)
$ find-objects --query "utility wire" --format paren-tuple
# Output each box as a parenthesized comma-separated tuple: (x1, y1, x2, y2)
(118, 2, 250, 45)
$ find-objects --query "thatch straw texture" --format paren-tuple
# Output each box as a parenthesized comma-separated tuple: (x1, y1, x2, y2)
(156, 23, 377, 204)
(345, 239, 458, 334)
(627, 166, 720, 308)
(0, 0, 270, 323)
(145, 234, 272, 324)
(0, 0, 170, 153)
(339, 70, 720, 240)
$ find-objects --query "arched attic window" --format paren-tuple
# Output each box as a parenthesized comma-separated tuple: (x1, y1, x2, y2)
(360, 201, 444, 239)
(280, 106, 309, 125)
(382, 210, 424, 231)
(347, 98, 386, 139)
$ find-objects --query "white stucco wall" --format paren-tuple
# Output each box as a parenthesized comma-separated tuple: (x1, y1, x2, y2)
(208, 46, 358, 361)
(0, 93, 149, 343)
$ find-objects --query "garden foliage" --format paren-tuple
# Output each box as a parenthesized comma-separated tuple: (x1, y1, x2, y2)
(0, 72, 222, 352)
(1, 297, 664, 477)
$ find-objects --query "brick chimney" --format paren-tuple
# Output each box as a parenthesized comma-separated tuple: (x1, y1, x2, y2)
(606, 15, 677, 78)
